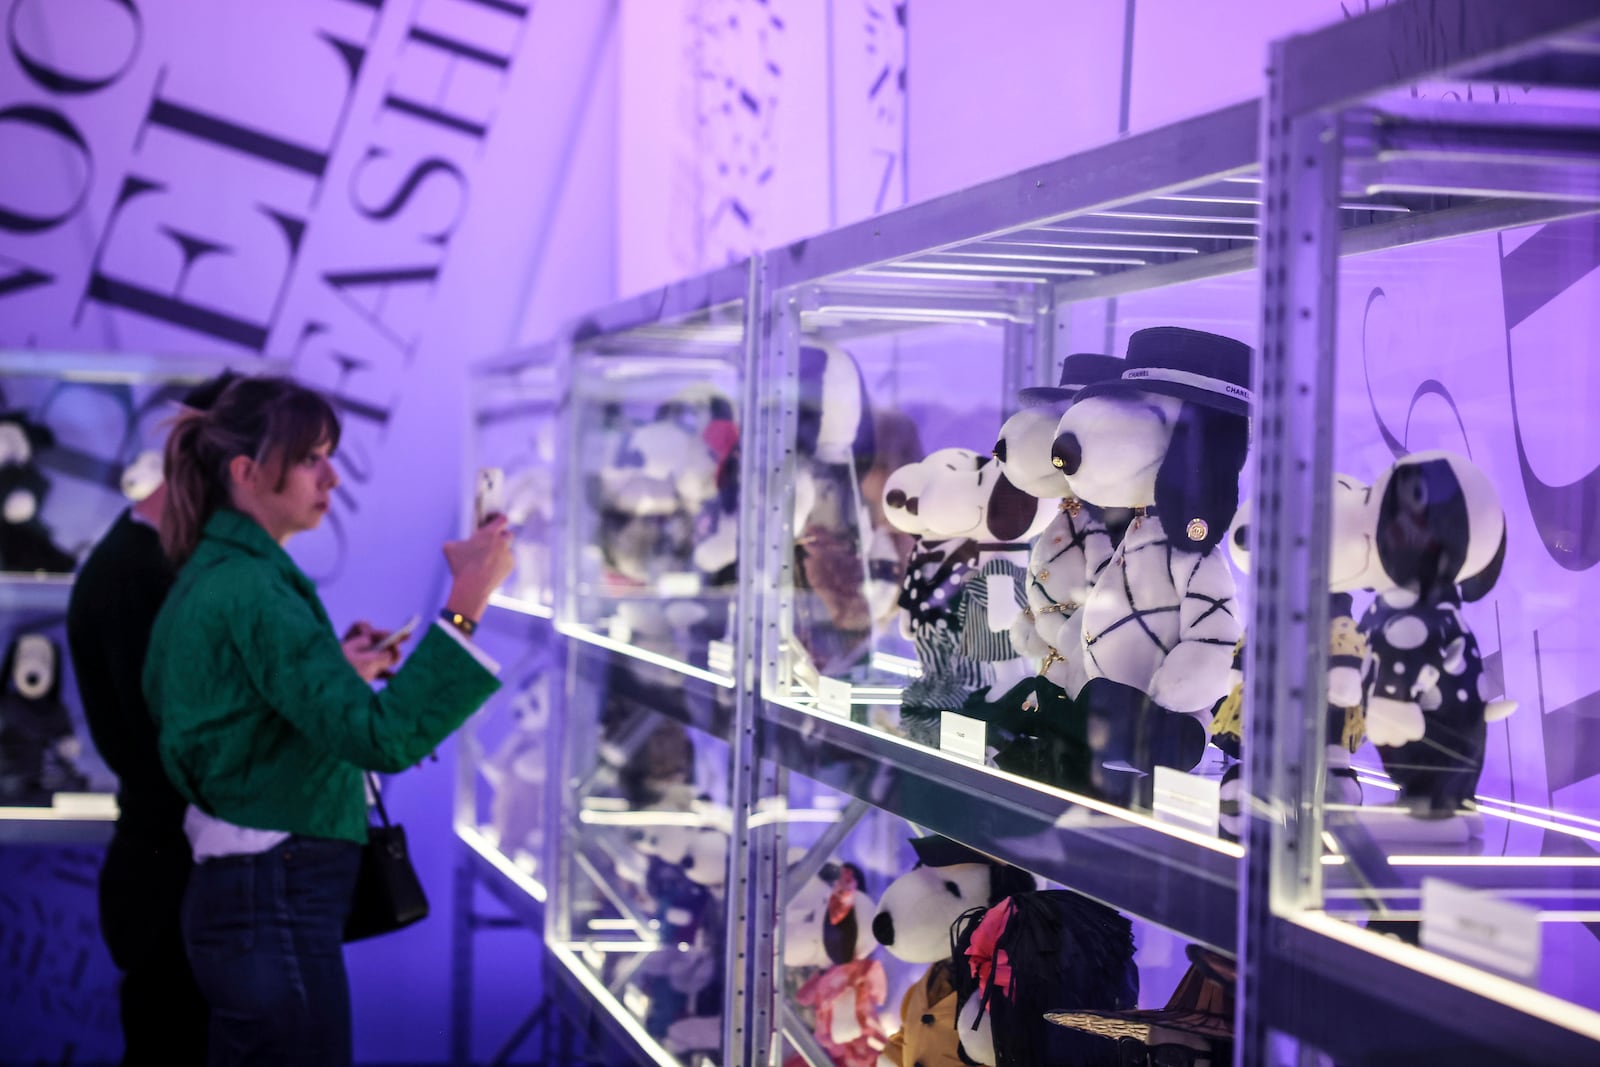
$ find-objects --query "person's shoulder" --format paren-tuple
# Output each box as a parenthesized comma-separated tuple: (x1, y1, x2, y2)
(69, 512, 166, 606)
(76, 510, 154, 566)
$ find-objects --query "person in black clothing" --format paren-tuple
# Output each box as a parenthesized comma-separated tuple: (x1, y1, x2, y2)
(66, 373, 237, 1066)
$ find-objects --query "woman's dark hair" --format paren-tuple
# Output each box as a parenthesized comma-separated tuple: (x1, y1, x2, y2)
(161, 376, 341, 564)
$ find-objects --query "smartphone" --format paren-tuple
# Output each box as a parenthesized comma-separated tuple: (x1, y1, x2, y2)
(373, 614, 421, 653)
(475, 467, 506, 528)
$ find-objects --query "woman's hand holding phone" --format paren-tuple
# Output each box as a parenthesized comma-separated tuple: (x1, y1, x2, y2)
(442, 516, 515, 624)
(342, 620, 404, 682)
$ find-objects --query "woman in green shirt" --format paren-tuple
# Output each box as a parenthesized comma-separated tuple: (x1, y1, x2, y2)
(143, 377, 513, 1067)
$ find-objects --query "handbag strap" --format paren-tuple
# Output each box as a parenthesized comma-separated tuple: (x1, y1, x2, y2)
(365, 772, 392, 829)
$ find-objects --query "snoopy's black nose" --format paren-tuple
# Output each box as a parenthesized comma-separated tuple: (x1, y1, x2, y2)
(872, 911, 895, 946)
(1052, 433, 1083, 476)
(992, 439, 1007, 464)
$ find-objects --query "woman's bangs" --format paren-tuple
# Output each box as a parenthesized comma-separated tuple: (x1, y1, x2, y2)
(264, 388, 343, 482)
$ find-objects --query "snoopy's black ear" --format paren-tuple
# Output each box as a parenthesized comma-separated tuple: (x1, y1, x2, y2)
(986, 473, 1038, 542)
(1155, 404, 1249, 554)
(1459, 525, 1507, 602)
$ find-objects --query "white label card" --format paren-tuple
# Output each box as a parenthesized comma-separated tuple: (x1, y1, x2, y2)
(658, 572, 702, 597)
(939, 712, 987, 763)
(986, 574, 1021, 632)
(707, 640, 734, 674)
(1152, 767, 1221, 836)
(816, 676, 853, 717)
(606, 615, 633, 645)
(1421, 877, 1540, 981)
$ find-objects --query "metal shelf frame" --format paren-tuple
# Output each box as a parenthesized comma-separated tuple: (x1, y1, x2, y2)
(1245, 1, 1600, 1064)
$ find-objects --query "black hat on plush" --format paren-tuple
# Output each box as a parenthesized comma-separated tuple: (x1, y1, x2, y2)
(1068, 327, 1253, 417)
(1019, 353, 1127, 406)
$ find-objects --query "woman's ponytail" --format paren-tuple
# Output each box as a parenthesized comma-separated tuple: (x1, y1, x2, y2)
(160, 409, 219, 566)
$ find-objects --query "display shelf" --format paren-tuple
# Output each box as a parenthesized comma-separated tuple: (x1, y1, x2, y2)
(764, 102, 1262, 302)
(457, 821, 549, 918)
(557, 617, 737, 694)
(759, 697, 1239, 953)
(547, 632, 740, 1067)
(763, 99, 1532, 322)
(1261, 913, 1600, 1065)
(0, 573, 74, 612)
(1245, 1, 1600, 1063)
(751, 102, 1272, 851)
(544, 941, 684, 1067)
(0, 795, 117, 844)
(569, 644, 736, 745)
(488, 590, 555, 620)
(557, 261, 754, 717)
(1318, 772, 1600, 918)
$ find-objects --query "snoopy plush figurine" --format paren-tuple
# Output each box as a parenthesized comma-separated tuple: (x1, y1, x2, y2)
(888, 449, 1050, 743)
(996, 353, 1129, 696)
(0, 631, 85, 803)
(872, 837, 1038, 1067)
(1217, 474, 1378, 811)
(1051, 327, 1252, 797)
(1357, 451, 1514, 816)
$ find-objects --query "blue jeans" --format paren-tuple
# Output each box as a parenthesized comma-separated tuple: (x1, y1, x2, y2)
(182, 835, 361, 1067)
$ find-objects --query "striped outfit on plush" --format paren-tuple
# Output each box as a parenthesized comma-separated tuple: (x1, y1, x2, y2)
(899, 538, 984, 739)
(955, 552, 1030, 663)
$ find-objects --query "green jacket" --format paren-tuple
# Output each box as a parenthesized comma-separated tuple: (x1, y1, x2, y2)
(144, 508, 499, 843)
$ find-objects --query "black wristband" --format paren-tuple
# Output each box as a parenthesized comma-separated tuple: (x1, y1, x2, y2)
(440, 608, 478, 637)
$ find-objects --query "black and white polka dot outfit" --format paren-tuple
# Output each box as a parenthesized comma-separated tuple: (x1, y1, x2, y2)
(1360, 588, 1491, 814)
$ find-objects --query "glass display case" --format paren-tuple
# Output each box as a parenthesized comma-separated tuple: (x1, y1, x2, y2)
(546, 643, 737, 1067)
(757, 772, 1238, 1067)
(558, 263, 755, 688)
(1246, 2, 1600, 1062)
(0, 349, 279, 837)
(468, 342, 564, 617)
(727, 105, 1292, 1009)
(453, 605, 558, 901)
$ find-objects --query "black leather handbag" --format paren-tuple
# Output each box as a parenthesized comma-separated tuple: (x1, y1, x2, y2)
(343, 774, 429, 942)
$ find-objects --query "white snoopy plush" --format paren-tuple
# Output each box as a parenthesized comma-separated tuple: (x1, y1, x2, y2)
(887, 448, 1049, 739)
(1219, 474, 1378, 809)
(995, 355, 1129, 697)
(1051, 328, 1252, 791)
